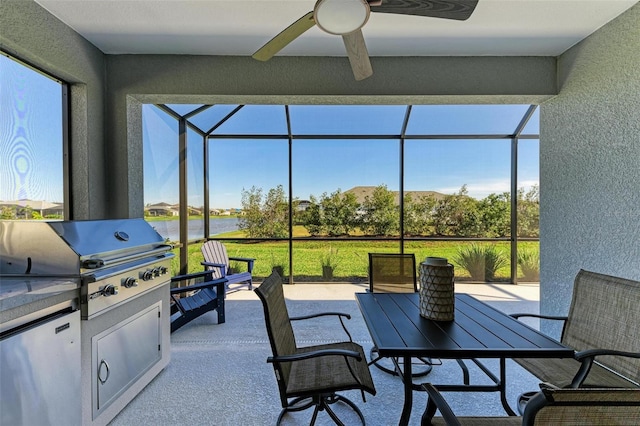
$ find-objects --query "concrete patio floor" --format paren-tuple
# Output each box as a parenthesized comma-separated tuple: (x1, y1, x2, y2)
(110, 282, 542, 425)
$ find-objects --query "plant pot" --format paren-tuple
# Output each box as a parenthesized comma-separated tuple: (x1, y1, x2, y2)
(322, 266, 334, 280)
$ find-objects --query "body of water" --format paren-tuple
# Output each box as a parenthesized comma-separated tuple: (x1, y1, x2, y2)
(148, 217, 239, 242)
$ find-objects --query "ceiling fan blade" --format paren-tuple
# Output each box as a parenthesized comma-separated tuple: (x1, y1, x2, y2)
(342, 30, 373, 81)
(252, 12, 316, 61)
(370, 0, 478, 21)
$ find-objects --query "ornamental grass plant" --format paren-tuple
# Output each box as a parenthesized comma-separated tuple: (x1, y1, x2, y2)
(518, 248, 540, 281)
(454, 243, 508, 282)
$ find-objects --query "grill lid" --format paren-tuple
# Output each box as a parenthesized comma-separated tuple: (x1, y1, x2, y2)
(0, 219, 171, 276)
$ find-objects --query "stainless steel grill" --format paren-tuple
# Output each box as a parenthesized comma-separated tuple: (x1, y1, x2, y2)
(1, 218, 174, 319)
(1, 218, 174, 425)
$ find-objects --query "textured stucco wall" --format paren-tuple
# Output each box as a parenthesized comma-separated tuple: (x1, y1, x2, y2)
(105, 54, 557, 218)
(540, 3, 640, 336)
(0, 0, 106, 219)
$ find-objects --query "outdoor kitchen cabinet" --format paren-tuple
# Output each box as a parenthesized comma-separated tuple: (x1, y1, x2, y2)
(1, 219, 172, 426)
(0, 307, 82, 426)
(92, 302, 162, 418)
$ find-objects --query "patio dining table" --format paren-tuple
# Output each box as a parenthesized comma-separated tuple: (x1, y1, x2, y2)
(355, 292, 574, 426)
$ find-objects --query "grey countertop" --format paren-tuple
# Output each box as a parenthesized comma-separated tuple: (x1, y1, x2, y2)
(0, 276, 80, 326)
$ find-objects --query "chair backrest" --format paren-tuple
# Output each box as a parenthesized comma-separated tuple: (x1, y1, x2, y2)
(201, 241, 229, 279)
(254, 271, 297, 404)
(525, 386, 640, 425)
(562, 269, 640, 383)
(368, 253, 417, 293)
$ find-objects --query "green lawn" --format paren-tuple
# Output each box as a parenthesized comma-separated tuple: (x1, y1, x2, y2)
(171, 238, 539, 283)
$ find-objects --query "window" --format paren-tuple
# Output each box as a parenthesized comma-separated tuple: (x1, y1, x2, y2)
(0, 53, 67, 219)
(143, 104, 539, 283)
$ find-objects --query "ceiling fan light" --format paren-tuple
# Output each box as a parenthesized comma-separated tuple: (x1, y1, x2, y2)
(314, 0, 370, 35)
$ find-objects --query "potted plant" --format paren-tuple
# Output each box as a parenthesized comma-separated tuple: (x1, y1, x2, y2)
(321, 247, 339, 281)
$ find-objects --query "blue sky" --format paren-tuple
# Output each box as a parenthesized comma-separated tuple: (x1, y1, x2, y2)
(1, 54, 64, 203)
(0, 53, 539, 209)
(143, 104, 539, 209)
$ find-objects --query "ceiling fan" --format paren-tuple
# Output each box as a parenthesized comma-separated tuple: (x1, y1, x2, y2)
(252, 0, 479, 81)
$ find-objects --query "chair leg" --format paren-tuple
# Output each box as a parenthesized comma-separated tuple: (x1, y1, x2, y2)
(421, 392, 439, 426)
(277, 397, 315, 425)
(370, 346, 432, 377)
(322, 401, 345, 426)
(370, 346, 400, 376)
(278, 394, 366, 426)
(326, 394, 366, 425)
(456, 358, 470, 385)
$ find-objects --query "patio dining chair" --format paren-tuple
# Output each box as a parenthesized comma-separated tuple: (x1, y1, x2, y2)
(255, 271, 376, 425)
(368, 253, 433, 377)
(421, 382, 640, 426)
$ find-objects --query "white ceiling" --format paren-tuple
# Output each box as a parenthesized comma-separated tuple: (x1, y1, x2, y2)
(35, 0, 638, 57)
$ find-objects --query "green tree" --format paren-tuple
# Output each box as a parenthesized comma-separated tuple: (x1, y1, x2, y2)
(240, 186, 266, 237)
(432, 185, 482, 236)
(404, 193, 437, 236)
(239, 185, 289, 238)
(301, 195, 323, 236)
(360, 185, 398, 236)
(262, 185, 289, 238)
(517, 185, 539, 237)
(321, 189, 359, 236)
(1, 206, 16, 219)
(478, 192, 511, 237)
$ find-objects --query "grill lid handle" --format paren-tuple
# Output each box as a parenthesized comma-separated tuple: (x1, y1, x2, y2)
(82, 244, 173, 269)
(83, 259, 105, 269)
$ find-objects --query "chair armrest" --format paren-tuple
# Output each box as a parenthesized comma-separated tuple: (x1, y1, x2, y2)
(170, 277, 227, 295)
(228, 257, 255, 272)
(267, 348, 362, 363)
(421, 383, 462, 426)
(201, 261, 227, 275)
(511, 313, 569, 340)
(171, 270, 215, 282)
(576, 348, 640, 361)
(570, 349, 640, 387)
(290, 312, 351, 321)
(511, 313, 568, 322)
(228, 257, 255, 263)
(201, 261, 226, 269)
(291, 312, 353, 342)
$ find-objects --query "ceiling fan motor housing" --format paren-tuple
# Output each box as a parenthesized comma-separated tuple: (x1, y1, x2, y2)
(314, 0, 371, 35)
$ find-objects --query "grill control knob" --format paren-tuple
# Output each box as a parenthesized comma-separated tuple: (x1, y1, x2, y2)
(123, 277, 139, 288)
(102, 284, 119, 297)
(142, 270, 154, 281)
(159, 266, 168, 275)
(152, 267, 161, 277)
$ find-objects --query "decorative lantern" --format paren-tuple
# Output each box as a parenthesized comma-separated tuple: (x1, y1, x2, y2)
(419, 257, 455, 321)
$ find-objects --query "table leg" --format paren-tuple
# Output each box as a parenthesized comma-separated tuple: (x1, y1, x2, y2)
(499, 358, 517, 416)
(400, 355, 412, 426)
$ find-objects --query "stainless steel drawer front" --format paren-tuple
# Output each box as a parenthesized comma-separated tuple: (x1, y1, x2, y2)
(92, 302, 162, 419)
(1, 310, 82, 425)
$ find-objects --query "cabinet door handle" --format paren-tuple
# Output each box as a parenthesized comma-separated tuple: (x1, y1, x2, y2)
(98, 359, 110, 384)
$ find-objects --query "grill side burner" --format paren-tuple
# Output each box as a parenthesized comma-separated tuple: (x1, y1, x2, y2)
(0, 219, 174, 426)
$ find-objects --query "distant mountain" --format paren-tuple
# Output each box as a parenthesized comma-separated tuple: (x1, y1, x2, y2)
(345, 186, 447, 204)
